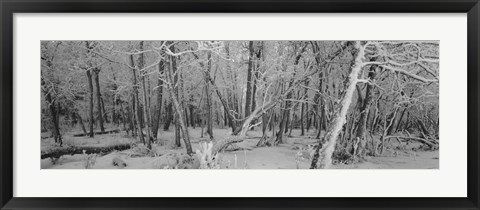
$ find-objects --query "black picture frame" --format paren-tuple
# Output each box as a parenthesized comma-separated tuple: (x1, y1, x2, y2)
(1, 0, 479, 209)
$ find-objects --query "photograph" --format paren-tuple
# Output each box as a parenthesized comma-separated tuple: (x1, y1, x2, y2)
(40, 40, 439, 169)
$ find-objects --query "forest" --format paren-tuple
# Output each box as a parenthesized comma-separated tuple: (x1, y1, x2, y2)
(41, 40, 439, 169)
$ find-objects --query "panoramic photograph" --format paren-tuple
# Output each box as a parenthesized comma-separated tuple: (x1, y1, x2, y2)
(41, 40, 439, 169)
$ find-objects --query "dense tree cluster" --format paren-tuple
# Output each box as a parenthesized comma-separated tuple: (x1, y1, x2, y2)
(41, 40, 439, 168)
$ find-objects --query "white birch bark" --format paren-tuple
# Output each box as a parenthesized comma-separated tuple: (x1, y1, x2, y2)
(319, 41, 366, 169)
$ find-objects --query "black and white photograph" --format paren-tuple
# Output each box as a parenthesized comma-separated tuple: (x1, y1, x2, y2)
(40, 40, 439, 169)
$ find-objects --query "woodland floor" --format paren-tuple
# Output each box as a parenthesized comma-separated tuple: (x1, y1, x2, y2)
(41, 127, 439, 169)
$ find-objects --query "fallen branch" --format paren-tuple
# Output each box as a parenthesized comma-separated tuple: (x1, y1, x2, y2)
(212, 135, 246, 154)
(41, 143, 132, 159)
(73, 129, 120, 137)
(384, 135, 438, 149)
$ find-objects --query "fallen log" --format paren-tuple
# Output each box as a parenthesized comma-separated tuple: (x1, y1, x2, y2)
(41, 143, 132, 159)
(384, 135, 438, 149)
(212, 135, 247, 154)
(73, 129, 120, 137)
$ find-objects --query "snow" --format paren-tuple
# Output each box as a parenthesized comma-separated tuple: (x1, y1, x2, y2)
(41, 128, 439, 169)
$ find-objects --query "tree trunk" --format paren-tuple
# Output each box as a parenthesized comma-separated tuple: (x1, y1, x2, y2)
(223, 108, 229, 127)
(273, 62, 304, 144)
(353, 60, 378, 158)
(387, 107, 404, 135)
(129, 54, 145, 144)
(288, 113, 295, 137)
(138, 41, 152, 149)
(93, 68, 105, 132)
(163, 102, 173, 130)
(395, 108, 408, 132)
(166, 52, 193, 155)
(275, 95, 287, 144)
(251, 42, 263, 115)
(185, 107, 190, 127)
(200, 115, 205, 138)
(312, 46, 325, 140)
(41, 76, 63, 144)
(169, 45, 183, 148)
(371, 96, 381, 133)
(175, 119, 182, 147)
(380, 107, 399, 154)
(310, 41, 364, 169)
(129, 94, 137, 136)
(204, 52, 214, 139)
(256, 110, 275, 147)
(271, 112, 277, 132)
(284, 105, 291, 134)
(315, 100, 323, 139)
(77, 112, 87, 135)
(152, 61, 164, 139)
(208, 75, 238, 133)
(101, 97, 109, 124)
(416, 116, 430, 136)
(225, 43, 239, 131)
(244, 41, 255, 118)
(190, 105, 195, 129)
(113, 99, 117, 126)
(112, 79, 117, 126)
(86, 70, 95, 138)
(306, 103, 311, 132)
(119, 99, 127, 131)
(300, 101, 305, 136)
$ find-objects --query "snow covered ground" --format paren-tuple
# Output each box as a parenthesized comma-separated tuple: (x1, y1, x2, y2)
(41, 128, 439, 169)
